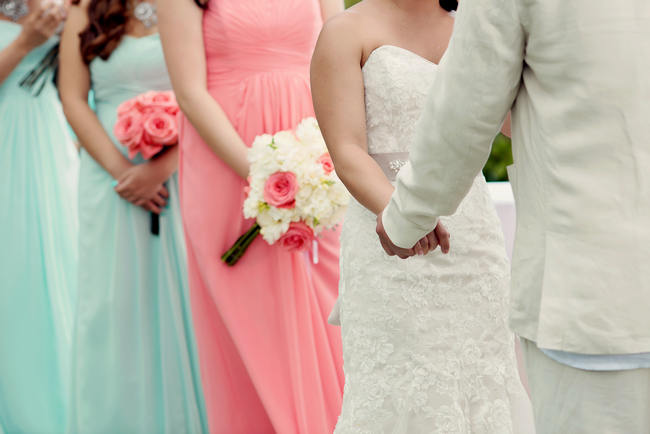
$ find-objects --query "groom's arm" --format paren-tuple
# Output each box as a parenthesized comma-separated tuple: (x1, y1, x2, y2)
(382, 0, 526, 248)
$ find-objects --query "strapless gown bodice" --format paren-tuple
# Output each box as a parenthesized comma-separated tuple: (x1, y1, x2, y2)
(90, 34, 170, 161)
(202, 0, 321, 84)
(90, 34, 170, 103)
(363, 45, 439, 155)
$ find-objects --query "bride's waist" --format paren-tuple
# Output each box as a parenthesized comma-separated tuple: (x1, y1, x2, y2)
(369, 151, 409, 183)
(369, 151, 486, 186)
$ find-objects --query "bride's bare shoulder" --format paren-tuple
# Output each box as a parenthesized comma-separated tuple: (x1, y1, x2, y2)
(315, 1, 379, 64)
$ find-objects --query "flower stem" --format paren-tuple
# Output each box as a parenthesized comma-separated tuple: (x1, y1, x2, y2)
(221, 223, 261, 266)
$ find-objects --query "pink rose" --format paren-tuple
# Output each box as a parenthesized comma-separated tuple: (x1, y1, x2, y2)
(278, 221, 314, 252)
(139, 142, 164, 160)
(137, 91, 179, 115)
(143, 110, 178, 146)
(263, 171, 299, 209)
(318, 153, 335, 175)
(114, 111, 144, 159)
(116, 98, 142, 116)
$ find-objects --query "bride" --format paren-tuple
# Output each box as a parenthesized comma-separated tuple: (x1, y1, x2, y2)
(311, 0, 535, 432)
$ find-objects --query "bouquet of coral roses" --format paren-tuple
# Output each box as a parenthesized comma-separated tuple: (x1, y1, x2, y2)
(222, 118, 350, 266)
(113, 90, 180, 235)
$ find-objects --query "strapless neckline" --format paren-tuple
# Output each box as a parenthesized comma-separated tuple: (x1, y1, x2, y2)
(362, 45, 440, 71)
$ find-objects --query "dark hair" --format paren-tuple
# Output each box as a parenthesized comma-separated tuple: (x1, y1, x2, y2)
(439, 0, 458, 11)
(72, 0, 130, 64)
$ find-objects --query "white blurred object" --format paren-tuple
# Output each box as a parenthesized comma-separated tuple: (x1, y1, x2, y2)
(0, 0, 28, 21)
(487, 181, 516, 260)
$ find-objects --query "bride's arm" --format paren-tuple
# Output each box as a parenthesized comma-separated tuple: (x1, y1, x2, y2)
(158, 0, 249, 179)
(311, 16, 394, 216)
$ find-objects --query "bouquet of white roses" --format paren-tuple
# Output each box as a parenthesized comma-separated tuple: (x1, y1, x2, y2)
(222, 118, 349, 266)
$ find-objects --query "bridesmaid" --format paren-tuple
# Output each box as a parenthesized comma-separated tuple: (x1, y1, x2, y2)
(0, 2, 76, 432)
(158, 0, 344, 433)
(58, 0, 207, 432)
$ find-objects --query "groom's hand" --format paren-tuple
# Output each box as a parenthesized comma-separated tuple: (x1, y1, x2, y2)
(376, 214, 451, 259)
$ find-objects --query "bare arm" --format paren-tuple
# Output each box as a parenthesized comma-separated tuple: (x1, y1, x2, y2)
(158, 0, 249, 179)
(58, 1, 131, 179)
(318, 0, 343, 22)
(0, 37, 32, 86)
(0, 4, 65, 86)
(311, 16, 394, 215)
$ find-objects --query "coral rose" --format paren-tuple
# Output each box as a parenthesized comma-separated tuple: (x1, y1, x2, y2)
(137, 90, 179, 115)
(263, 171, 299, 209)
(116, 98, 142, 116)
(143, 110, 178, 146)
(113, 111, 144, 159)
(318, 153, 335, 174)
(278, 221, 314, 251)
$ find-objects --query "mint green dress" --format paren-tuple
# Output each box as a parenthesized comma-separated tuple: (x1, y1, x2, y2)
(67, 34, 208, 433)
(0, 22, 78, 433)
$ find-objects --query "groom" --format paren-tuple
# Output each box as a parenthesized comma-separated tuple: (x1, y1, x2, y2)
(375, 0, 650, 433)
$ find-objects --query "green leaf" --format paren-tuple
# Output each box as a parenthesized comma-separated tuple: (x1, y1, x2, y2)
(482, 133, 513, 182)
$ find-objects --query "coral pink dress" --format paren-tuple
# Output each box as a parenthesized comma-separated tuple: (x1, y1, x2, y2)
(177, 1, 343, 433)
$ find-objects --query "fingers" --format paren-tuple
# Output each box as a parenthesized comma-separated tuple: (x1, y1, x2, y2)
(414, 238, 427, 256)
(114, 181, 125, 194)
(158, 185, 170, 198)
(114, 183, 134, 202)
(39, 4, 59, 24)
(42, 10, 63, 35)
(151, 193, 167, 208)
(425, 231, 439, 254)
(378, 235, 396, 256)
(145, 201, 162, 215)
(435, 222, 451, 254)
(394, 246, 415, 260)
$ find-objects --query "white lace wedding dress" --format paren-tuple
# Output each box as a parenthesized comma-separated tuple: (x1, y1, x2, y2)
(334, 45, 535, 434)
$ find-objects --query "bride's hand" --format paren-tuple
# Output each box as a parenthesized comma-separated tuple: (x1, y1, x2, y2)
(414, 222, 451, 256)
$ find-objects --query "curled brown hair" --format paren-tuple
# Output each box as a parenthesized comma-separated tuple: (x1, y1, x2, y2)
(72, 0, 130, 64)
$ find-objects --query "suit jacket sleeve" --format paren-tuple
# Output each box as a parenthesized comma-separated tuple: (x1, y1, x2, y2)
(382, 0, 527, 248)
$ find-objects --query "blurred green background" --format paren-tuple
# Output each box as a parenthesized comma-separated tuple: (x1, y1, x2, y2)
(341, 0, 512, 181)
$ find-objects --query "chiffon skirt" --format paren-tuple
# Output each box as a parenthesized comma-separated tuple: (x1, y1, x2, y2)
(0, 88, 78, 433)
